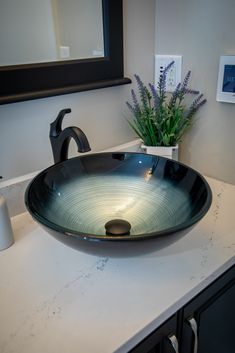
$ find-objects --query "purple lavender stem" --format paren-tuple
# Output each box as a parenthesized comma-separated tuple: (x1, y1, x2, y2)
(149, 83, 160, 111)
(126, 101, 135, 114)
(131, 89, 141, 114)
(184, 88, 200, 95)
(158, 61, 174, 96)
(169, 82, 181, 107)
(134, 74, 148, 109)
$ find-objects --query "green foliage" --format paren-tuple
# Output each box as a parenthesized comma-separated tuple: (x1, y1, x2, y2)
(126, 63, 206, 147)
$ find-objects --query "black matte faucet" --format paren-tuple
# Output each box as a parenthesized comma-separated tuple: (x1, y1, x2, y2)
(49, 108, 91, 164)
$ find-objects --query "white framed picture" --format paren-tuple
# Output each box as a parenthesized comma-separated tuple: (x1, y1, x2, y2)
(216, 55, 235, 103)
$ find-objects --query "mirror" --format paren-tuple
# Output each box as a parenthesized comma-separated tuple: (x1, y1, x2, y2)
(0, 0, 130, 104)
(0, 0, 104, 66)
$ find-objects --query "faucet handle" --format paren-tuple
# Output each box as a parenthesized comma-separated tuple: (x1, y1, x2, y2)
(50, 108, 71, 137)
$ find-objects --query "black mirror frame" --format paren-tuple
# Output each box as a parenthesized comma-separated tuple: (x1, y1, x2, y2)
(0, 0, 131, 105)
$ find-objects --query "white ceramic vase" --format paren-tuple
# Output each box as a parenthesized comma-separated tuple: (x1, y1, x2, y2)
(141, 144, 178, 161)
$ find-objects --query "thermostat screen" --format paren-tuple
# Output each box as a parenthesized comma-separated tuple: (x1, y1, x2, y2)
(222, 65, 235, 93)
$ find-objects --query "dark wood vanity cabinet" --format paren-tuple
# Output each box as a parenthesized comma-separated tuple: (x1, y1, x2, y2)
(129, 314, 178, 353)
(129, 265, 235, 353)
(181, 265, 235, 353)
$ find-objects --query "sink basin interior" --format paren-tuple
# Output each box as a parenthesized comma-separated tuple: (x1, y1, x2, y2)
(25, 152, 212, 241)
(44, 174, 192, 235)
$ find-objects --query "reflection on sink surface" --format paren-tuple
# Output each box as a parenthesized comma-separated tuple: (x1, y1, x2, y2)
(25, 152, 212, 253)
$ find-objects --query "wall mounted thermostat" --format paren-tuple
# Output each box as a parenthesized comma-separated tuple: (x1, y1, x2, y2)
(216, 55, 235, 103)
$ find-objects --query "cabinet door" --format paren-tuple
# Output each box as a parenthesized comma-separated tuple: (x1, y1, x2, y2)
(181, 265, 235, 353)
(129, 314, 179, 353)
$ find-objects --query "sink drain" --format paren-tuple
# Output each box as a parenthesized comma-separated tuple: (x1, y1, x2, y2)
(105, 219, 131, 236)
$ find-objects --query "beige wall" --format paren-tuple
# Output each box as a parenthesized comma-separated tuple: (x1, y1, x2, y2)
(156, 0, 235, 184)
(0, 0, 155, 180)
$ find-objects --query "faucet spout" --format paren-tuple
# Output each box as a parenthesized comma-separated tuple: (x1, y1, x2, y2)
(49, 109, 91, 164)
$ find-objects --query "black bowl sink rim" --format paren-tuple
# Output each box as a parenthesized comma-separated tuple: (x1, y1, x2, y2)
(25, 152, 212, 242)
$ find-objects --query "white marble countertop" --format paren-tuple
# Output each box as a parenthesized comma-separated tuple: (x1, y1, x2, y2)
(0, 176, 235, 353)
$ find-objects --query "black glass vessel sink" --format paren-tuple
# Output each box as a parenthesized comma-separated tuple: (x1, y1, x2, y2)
(25, 152, 212, 253)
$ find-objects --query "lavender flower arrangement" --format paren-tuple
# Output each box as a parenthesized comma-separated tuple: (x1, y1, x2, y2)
(126, 62, 207, 147)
